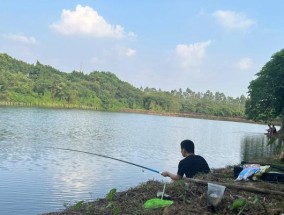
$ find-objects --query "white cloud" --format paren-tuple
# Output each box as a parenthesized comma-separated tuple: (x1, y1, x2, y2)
(125, 48, 136, 57)
(175, 40, 211, 69)
(127, 32, 137, 39)
(237, 57, 253, 70)
(50, 4, 132, 39)
(114, 46, 137, 57)
(213, 10, 255, 31)
(3, 33, 37, 44)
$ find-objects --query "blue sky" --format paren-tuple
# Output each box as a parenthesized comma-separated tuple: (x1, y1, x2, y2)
(1, 1, 284, 97)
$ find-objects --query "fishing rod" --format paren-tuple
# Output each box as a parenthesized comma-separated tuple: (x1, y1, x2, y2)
(46, 147, 161, 174)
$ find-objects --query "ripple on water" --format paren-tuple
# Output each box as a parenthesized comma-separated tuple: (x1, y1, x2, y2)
(0, 107, 278, 215)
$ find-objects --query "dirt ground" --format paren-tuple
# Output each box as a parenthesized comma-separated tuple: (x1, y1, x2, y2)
(43, 165, 284, 215)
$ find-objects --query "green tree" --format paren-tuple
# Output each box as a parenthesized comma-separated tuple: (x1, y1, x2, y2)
(0, 52, 246, 118)
(245, 48, 284, 130)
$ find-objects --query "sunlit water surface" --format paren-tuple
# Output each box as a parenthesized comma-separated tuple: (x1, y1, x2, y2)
(0, 107, 282, 214)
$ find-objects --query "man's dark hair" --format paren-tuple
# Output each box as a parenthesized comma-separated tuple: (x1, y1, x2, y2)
(180, 139, 195, 153)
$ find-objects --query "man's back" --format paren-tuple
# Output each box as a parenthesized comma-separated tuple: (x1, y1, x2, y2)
(178, 155, 210, 178)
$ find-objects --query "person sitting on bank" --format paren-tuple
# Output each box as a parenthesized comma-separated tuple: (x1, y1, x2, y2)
(161, 139, 210, 181)
(266, 124, 272, 135)
(272, 125, 277, 135)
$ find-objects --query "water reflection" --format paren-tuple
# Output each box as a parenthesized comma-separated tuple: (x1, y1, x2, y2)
(241, 135, 284, 162)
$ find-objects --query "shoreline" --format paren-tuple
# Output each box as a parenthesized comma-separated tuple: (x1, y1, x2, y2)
(1, 101, 282, 127)
(119, 108, 260, 124)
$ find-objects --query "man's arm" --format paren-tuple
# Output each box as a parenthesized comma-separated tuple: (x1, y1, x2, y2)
(161, 171, 182, 181)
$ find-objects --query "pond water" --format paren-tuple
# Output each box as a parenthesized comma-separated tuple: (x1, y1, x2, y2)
(0, 107, 282, 215)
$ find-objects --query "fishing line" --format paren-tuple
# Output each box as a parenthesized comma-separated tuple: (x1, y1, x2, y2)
(46, 147, 161, 174)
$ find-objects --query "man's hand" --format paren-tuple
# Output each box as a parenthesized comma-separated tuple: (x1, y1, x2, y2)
(161, 171, 170, 177)
(161, 171, 181, 181)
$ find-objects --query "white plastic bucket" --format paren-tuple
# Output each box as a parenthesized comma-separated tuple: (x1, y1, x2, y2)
(207, 183, 226, 207)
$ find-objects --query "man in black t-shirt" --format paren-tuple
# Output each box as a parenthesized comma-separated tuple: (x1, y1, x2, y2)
(161, 139, 210, 180)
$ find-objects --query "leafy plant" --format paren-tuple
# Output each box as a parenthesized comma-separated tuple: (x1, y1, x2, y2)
(229, 198, 247, 215)
(229, 195, 268, 215)
(70, 200, 85, 211)
(106, 188, 121, 215)
(107, 188, 117, 201)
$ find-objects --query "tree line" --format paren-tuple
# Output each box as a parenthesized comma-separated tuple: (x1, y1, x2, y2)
(0, 53, 246, 117)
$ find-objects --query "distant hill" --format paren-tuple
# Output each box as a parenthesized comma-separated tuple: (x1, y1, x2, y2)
(0, 53, 246, 117)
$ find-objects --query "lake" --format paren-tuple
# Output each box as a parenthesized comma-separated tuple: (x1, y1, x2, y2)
(0, 107, 282, 215)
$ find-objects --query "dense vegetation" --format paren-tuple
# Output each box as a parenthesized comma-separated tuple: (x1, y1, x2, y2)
(246, 48, 284, 129)
(0, 53, 246, 117)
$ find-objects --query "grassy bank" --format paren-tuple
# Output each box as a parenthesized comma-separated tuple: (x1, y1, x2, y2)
(43, 156, 284, 215)
(0, 101, 99, 110)
(120, 108, 261, 125)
